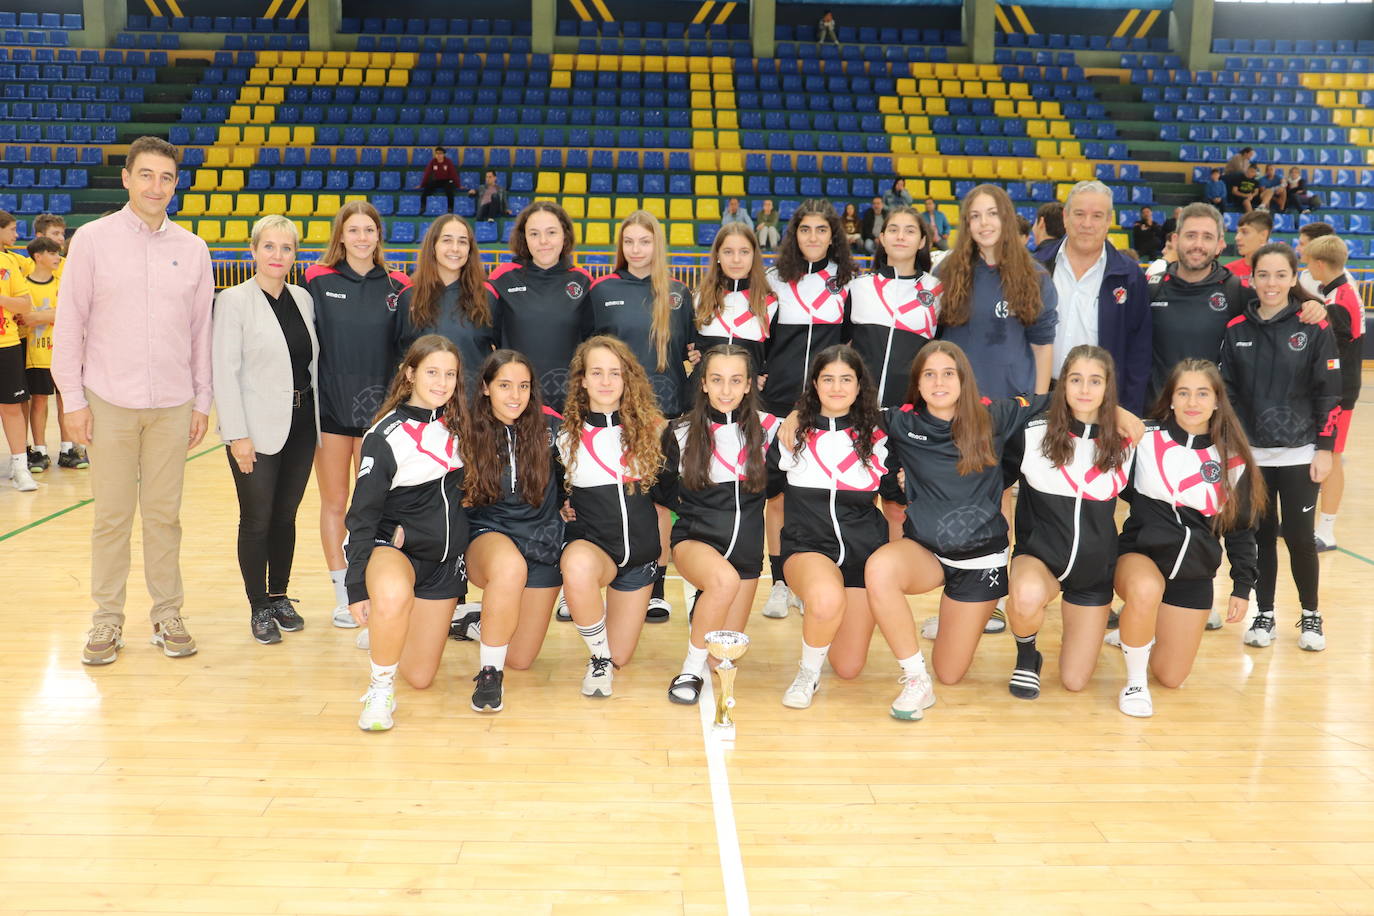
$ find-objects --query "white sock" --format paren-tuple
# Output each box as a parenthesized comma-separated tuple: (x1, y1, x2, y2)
(1121, 639, 1154, 688)
(996, 596, 1006, 612)
(1316, 512, 1337, 543)
(61, 441, 73, 453)
(680, 643, 709, 678)
(896, 651, 926, 677)
(34, 445, 47, 456)
(800, 640, 830, 673)
(329, 568, 348, 608)
(11, 453, 25, 468)
(479, 642, 508, 670)
(368, 658, 398, 691)
(576, 616, 611, 659)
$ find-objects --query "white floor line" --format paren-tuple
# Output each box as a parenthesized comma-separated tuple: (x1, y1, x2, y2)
(697, 673, 752, 916)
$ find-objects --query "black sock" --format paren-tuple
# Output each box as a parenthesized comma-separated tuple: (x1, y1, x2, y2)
(769, 554, 784, 584)
(651, 566, 666, 601)
(1014, 632, 1039, 668)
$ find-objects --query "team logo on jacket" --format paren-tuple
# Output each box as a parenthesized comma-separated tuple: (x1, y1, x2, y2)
(825, 277, 843, 296)
(669, 291, 683, 309)
(1208, 292, 1228, 312)
(917, 288, 935, 306)
(385, 292, 400, 312)
(1200, 459, 1222, 484)
(993, 300, 1010, 319)
(1288, 331, 1308, 351)
(565, 281, 584, 299)
(1112, 286, 1127, 305)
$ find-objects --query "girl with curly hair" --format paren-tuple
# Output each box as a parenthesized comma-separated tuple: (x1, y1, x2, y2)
(557, 336, 668, 698)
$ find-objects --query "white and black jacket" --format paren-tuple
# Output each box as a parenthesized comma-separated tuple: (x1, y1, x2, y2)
(343, 402, 468, 603)
(1118, 417, 1257, 596)
(693, 278, 776, 375)
(662, 408, 780, 567)
(846, 267, 942, 408)
(558, 410, 666, 568)
(884, 395, 1049, 565)
(1014, 415, 1135, 582)
(465, 407, 565, 567)
(768, 413, 890, 567)
(764, 260, 848, 412)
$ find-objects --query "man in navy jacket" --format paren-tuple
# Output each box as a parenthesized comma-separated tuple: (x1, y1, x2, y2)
(1034, 181, 1152, 414)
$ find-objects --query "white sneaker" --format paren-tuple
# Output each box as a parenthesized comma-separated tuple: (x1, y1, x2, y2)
(355, 628, 370, 650)
(788, 585, 804, 616)
(781, 663, 821, 709)
(1118, 683, 1153, 718)
(358, 686, 395, 731)
(890, 668, 936, 721)
(332, 605, 358, 628)
(1103, 629, 1123, 648)
(10, 464, 37, 491)
(555, 590, 571, 622)
(1296, 611, 1325, 651)
(1244, 612, 1276, 648)
(762, 581, 790, 618)
(1205, 609, 1224, 630)
(581, 655, 614, 697)
(920, 616, 939, 640)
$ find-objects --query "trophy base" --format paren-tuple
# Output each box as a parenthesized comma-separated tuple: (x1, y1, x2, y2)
(711, 722, 737, 743)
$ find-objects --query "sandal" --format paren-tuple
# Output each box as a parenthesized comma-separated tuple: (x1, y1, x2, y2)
(668, 673, 704, 705)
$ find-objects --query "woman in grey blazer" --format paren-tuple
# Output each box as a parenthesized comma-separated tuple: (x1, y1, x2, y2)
(213, 214, 320, 645)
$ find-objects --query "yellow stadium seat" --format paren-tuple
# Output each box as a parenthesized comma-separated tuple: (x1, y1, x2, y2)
(219, 170, 245, 192)
(696, 150, 718, 171)
(879, 96, 900, 114)
(302, 51, 324, 67)
(620, 55, 642, 72)
(1046, 160, 1071, 181)
(719, 152, 743, 172)
(294, 68, 317, 86)
(363, 68, 385, 86)
(240, 86, 261, 104)
(925, 97, 948, 116)
(694, 175, 720, 197)
(921, 157, 947, 178)
(696, 199, 721, 221)
(962, 80, 985, 98)
(229, 147, 255, 168)
(393, 52, 415, 69)
(890, 137, 913, 156)
(173, 219, 194, 233)
(642, 198, 667, 220)
(641, 55, 664, 73)
(939, 79, 961, 97)
(179, 193, 208, 217)
(190, 169, 218, 191)
(1108, 231, 1129, 250)
(1035, 140, 1059, 160)
(1050, 120, 1073, 139)
(720, 175, 745, 197)
(885, 115, 906, 135)
(261, 193, 287, 216)
(668, 199, 694, 221)
(562, 198, 585, 219)
(240, 127, 265, 148)
(690, 73, 710, 91)
(717, 111, 738, 130)
(1027, 120, 1049, 139)
(552, 53, 574, 69)
(995, 159, 1020, 180)
(233, 194, 261, 218)
(711, 74, 733, 90)
(584, 222, 612, 246)
(251, 105, 274, 124)
(717, 131, 740, 150)
(587, 198, 612, 220)
(226, 104, 250, 123)
(955, 63, 979, 80)
(1059, 141, 1082, 159)
(222, 220, 250, 244)
(691, 110, 715, 129)
(1040, 101, 1061, 118)
(666, 55, 688, 73)
(536, 173, 560, 194)
(690, 89, 711, 108)
(1069, 161, 1094, 181)
(691, 130, 715, 150)
(970, 159, 997, 180)
(984, 82, 1008, 100)
(597, 54, 619, 71)
(1009, 82, 1030, 99)
(946, 158, 971, 179)
(994, 100, 1015, 118)
(896, 78, 916, 96)
(613, 198, 638, 219)
(315, 195, 342, 217)
(709, 56, 730, 74)
(1021, 160, 1047, 180)
(371, 52, 394, 69)
(266, 126, 290, 146)
(305, 221, 331, 244)
(197, 220, 222, 244)
(549, 70, 571, 88)
(1315, 90, 1337, 108)
(900, 96, 922, 115)
(1016, 100, 1038, 118)
(914, 136, 938, 155)
(256, 52, 280, 67)
(918, 79, 939, 97)
(895, 156, 919, 176)
(690, 57, 711, 74)
(387, 69, 408, 87)
(906, 179, 926, 197)
(668, 223, 695, 248)
(562, 173, 587, 195)
(1333, 109, 1354, 127)
(247, 67, 269, 83)
(270, 66, 292, 84)
(715, 92, 736, 109)
(927, 180, 952, 199)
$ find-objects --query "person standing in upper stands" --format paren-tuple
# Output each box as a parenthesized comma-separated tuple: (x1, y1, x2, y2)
(1034, 179, 1151, 414)
(1202, 167, 1227, 210)
(860, 196, 885, 255)
(721, 198, 753, 230)
(1224, 209, 1271, 279)
(924, 197, 952, 251)
(1130, 206, 1164, 261)
(52, 136, 214, 665)
(469, 170, 509, 222)
(487, 201, 592, 409)
(417, 146, 459, 213)
(753, 199, 781, 251)
(305, 200, 412, 630)
(1031, 201, 1065, 257)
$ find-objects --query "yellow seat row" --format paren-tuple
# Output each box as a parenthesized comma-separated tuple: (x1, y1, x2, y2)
(1350, 127, 1374, 146)
(1332, 108, 1374, 128)
(893, 155, 1094, 182)
(536, 196, 723, 222)
(253, 50, 417, 70)
(1314, 90, 1365, 108)
(180, 192, 365, 220)
(213, 125, 316, 147)
(691, 130, 741, 150)
(906, 79, 1031, 100)
(245, 67, 409, 87)
(548, 53, 732, 75)
(896, 63, 1003, 85)
(560, 71, 734, 91)
(693, 151, 745, 171)
(571, 220, 697, 248)
(690, 111, 740, 129)
(877, 96, 949, 117)
(1300, 72, 1374, 91)
(237, 86, 285, 105)
(1026, 119, 1076, 139)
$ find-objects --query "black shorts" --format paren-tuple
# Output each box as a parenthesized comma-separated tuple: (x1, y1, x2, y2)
(1162, 576, 1215, 611)
(0, 345, 29, 404)
(670, 530, 763, 580)
(469, 527, 562, 589)
(940, 562, 1009, 603)
(782, 549, 867, 589)
(610, 560, 658, 593)
(376, 540, 468, 601)
(24, 366, 54, 396)
(1013, 547, 1116, 607)
(321, 415, 366, 438)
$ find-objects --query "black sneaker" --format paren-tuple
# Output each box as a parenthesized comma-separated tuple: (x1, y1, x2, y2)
(250, 603, 282, 645)
(27, 448, 50, 473)
(471, 666, 504, 712)
(268, 595, 305, 632)
(58, 447, 89, 469)
(449, 609, 481, 641)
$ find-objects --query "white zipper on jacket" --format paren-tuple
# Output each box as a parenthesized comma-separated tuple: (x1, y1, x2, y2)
(609, 412, 631, 566)
(878, 320, 895, 405)
(427, 408, 451, 562)
(505, 426, 517, 494)
(722, 410, 742, 560)
(1166, 431, 1194, 580)
(1057, 423, 1092, 582)
(828, 416, 844, 566)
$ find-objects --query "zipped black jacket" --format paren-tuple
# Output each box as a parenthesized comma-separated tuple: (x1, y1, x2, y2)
(465, 407, 565, 567)
(487, 258, 593, 408)
(588, 269, 694, 416)
(1146, 260, 1253, 406)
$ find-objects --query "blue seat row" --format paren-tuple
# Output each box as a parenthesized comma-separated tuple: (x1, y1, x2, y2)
(339, 17, 526, 35)
(998, 65, 1088, 83)
(1190, 166, 1374, 189)
(221, 34, 309, 52)
(998, 33, 1168, 52)
(0, 122, 115, 144)
(1179, 145, 1369, 168)
(2, 101, 132, 121)
(0, 168, 88, 189)
(1132, 68, 1305, 88)
(558, 20, 748, 40)
(0, 29, 72, 47)
(1, 83, 145, 102)
(2, 146, 103, 165)
(0, 64, 155, 85)
(112, 33, 179, 50)
(0, 191, 73, 214)
(0, 48, 160, 64)
(0, 13, 82, 29)
(1171, 125, 1347, 146)
(1159, 103, 1334, 125)
(1220, 56, 1373, 74)
(1118, 53, 1184, 70)
(1141, 86, 1320, 106)
(774, 24, 960, 45)
(128, 14, 305, 33)
(1212, 38, 1374, 55)
(354, 35, 532, 54)
(992, 50, 1080, 67)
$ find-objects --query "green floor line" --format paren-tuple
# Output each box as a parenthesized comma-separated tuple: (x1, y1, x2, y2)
(1336, 546, 1374, 567)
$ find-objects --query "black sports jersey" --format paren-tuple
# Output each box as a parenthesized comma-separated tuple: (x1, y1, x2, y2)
(662, 408, 780, 566)
(764, 260, 847, 413)
(487, 258, 593, 408)
(1146, 261, 1253, 406)
(1118, 417, 1256, 596)
(465, 407, 565, 567)
(768, 413, 889, 568)
(846, 266, 942, 407)
(588, 270, 695, 416)
(342, 402, 467, 603)
(394, 281, 499, 389)
(1220, 299, 1342, 452)
(305, 261, 410, 430)
(693, 277, 776, 375)
(557, 410, 666, 568)
(884, 394, 1049, 564)
(1014, 415, 1135, 582)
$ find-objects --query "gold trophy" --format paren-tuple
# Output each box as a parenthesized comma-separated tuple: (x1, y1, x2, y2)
(704, 630, 751, 741)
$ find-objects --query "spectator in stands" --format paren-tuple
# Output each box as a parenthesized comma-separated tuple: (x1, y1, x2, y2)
(1161, 206, 1182, 239)
(1202, 167, 1226, 210)
(1224, 147, 1255, 176)
(1229, 164, 1262, 213)
(860, 196, 885, 254)
(53, 136, 214, 665)
(1016, 214, 1033, 248)
(840, 202, 862, 248)
(1224, 208, 1271, 279)
(883, 179, 913, 212)
(1031, 201, 1064, 256)
(721, 197, 754, 230)
(754, 199, 780, 251)
(1033, 179, 1152, 413)
(1258, 164, 1286, 212)
(1285, 166, 1318, 213)
(418, 146, 459, 213)
(1130, 206, 1164, 260)
(817, 9, 839, 46)
(469, 171, 509, 222)
(924, 197, 951, 251)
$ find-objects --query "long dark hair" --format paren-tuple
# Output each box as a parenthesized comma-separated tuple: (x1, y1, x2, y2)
(904, 340, 997, 476)
(374, 334, 467, 442)
(873, 204, 933, 274)
(409, 214, 490, 330)
(938, 184, 1045, 328)
(464, 350, 551, 508)
(1040, 345, 1131, 473)
(774, 198, 858, 288)
(1150, 358, 1266, 533)
(677, 345, 767, 493)
(1249, 241, 1322, 306)
(793, 344, 882, 469)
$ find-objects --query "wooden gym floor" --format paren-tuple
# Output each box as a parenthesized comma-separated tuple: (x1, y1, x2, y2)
(2, 382, 1374, 916)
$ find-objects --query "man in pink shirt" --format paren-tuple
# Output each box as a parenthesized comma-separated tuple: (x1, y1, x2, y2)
(53, 136, 214, 666)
